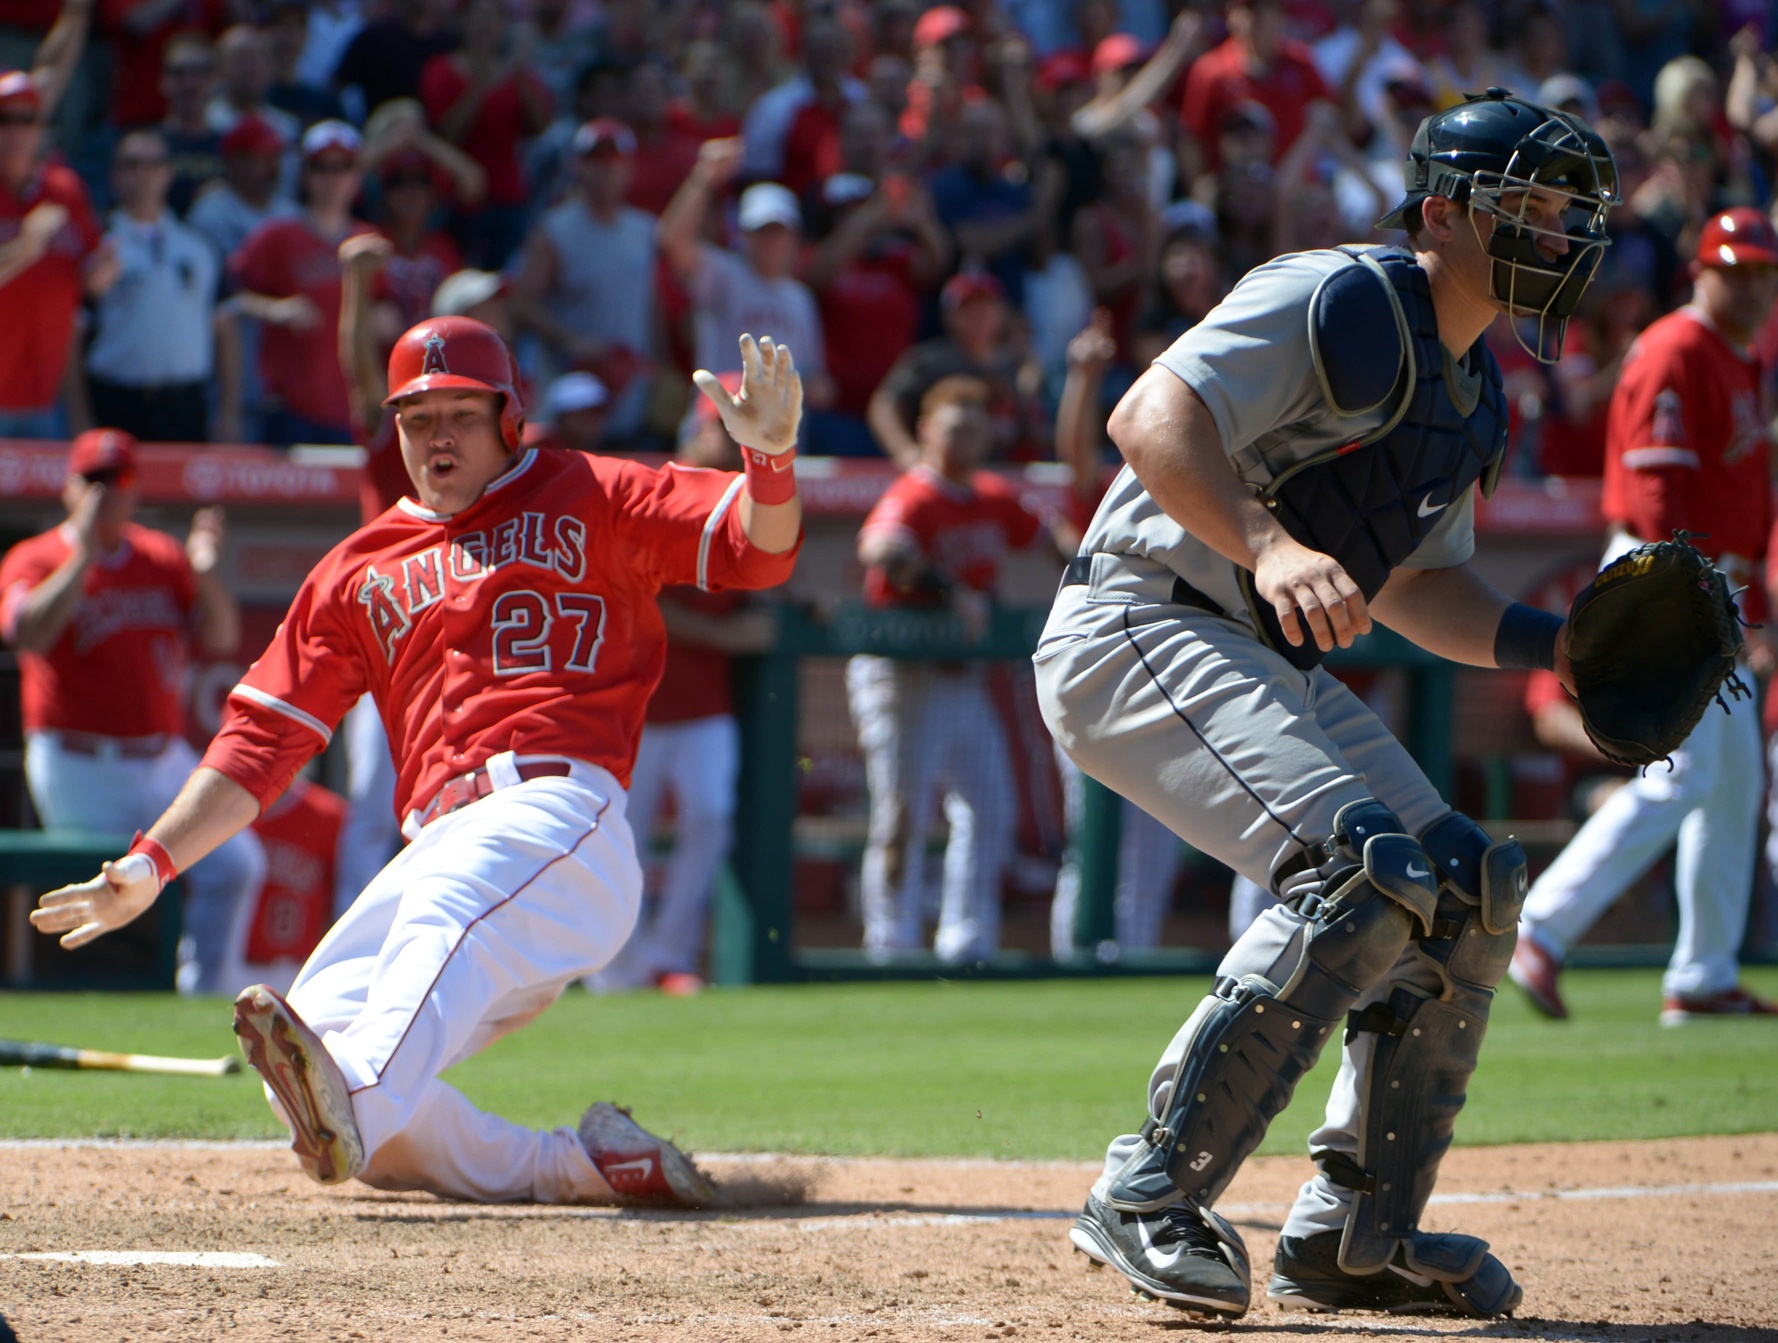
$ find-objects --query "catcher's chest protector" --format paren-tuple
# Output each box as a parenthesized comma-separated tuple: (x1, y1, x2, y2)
(1245, 248, 1509, 670)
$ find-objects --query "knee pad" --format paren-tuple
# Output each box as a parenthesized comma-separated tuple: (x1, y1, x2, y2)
(1104, 802, 1436, 1213)
(1326, 811, 1528, 1273)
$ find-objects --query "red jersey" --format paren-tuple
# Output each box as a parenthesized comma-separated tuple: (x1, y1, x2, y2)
(244, 777, 345, 965)
(1181, 37, 1329, 170)
(418, 58, 551, 207)
(815, 241, 922, 416)
(231, 216, 377, 430)
(1601, 307, 1770, 567)
(0, 164, 100, 411)
(646, 587, 742, 724)
(375, 227, 462, 331)
(0, 522, 196, 737)
(859, 465, 1047, 607)
(199, 448, 799, 821)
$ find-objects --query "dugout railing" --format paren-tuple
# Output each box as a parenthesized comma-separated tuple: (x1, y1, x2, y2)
(716, 603, 1457, 985)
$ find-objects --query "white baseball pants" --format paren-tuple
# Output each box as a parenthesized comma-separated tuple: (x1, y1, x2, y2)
(1049, 745, 1187, 955)
(283, 755, 643, 1204)
(594, 714, 739, 988)
(848, 656, 1016, 961)
(1519, 678, 1762, 998)
(26, 732, 266, 996)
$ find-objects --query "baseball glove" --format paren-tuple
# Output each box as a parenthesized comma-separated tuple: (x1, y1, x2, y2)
(1564, 534, 1751, 769)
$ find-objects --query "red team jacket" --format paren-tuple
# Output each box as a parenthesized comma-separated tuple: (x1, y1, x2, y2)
(200, 448, 799, 821)
(1601, 307, 1770, 591)
(859, 465, 1048, 606)
(0, 523, 197, 738)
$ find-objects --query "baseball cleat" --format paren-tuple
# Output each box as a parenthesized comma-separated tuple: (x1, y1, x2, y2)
(1068, 1191, 1250, 1317)
(1267, 1231, 1521, 1317)
(1507, 937, 1568, 1019)
(233, 985, 365, 1186)
(1660, 985, 1778, 1025)
(579, 1102, 715, 1208)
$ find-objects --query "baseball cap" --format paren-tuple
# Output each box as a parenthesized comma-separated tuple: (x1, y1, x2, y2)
(1697, 207, 1778, 269)
(0, 69, 39, 112)
(1091, 34, 1146, 77)
(301, 118, 360, 165)
(69, 428, 138, 478)
(542, 371, 610, 420)
(573, 116, 637, 157)
(1160, 198, 1218, 246)
(941, 269, 1005, 312)
(431, 268, 505, 317)
(822, 172, 874, 207)
(1035, 51, 1090, 92)
(912, 5, 968, 48)
(221, 113, 283, 158)
(1537, 73, 1596, 120)
(737, 181, 801, 232)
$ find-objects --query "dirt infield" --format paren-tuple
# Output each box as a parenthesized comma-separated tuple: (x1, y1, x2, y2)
(2, 1134, 1775, 1341)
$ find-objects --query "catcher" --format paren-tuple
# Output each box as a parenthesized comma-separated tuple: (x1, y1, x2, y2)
(1511, 207, 1778, 1025)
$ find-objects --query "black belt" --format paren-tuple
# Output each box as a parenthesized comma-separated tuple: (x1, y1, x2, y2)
(1061, 555, 1228, 618)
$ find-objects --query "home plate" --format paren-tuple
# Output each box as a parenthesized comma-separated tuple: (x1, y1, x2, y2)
(0, 1251, 279, 1268)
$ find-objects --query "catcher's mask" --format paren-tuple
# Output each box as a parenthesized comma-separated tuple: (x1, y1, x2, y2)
(1380, 87, 1617, 363)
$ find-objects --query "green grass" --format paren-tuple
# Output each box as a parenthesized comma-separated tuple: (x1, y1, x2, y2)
(1, 967, 1774, 1158)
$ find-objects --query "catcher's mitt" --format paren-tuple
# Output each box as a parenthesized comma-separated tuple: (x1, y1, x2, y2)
(1565, 534, 1750, 768)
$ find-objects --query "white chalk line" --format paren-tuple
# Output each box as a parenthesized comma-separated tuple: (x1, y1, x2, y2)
(0, 1251, 278, 1268)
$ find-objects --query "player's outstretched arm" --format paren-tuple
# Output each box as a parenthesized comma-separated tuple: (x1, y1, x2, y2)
(695, 333, 803, 555)
(1371, 563, 1575, 691)
(30, 767, 260, 950)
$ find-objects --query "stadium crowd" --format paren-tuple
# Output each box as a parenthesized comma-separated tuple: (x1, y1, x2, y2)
(0, 0, 1771, 463)
(5, 0, 1778, 993)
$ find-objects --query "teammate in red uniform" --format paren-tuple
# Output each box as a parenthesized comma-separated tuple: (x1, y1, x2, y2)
(1511, 208, 1778, 1024)
(1, 428, 262, 994)
(239, 776, 348, 995)
(33, 322, 804, 1206)
(851, 375, 1068, 960)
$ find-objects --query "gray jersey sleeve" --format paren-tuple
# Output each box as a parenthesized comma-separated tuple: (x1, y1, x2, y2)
(1153, 253, 1338, 460)
(1398, 483, 1477, 570)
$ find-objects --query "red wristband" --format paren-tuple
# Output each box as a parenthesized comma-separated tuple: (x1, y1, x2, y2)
(127, 831, 177, 890)
(742, 444, 798, 506)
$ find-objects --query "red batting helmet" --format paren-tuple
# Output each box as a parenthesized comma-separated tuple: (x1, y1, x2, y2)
(1697, 207, 1778, 269)
(383, 316, 525, 450)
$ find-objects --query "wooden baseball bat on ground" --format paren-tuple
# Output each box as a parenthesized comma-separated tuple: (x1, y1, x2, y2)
(0, 1038, 241, 1077)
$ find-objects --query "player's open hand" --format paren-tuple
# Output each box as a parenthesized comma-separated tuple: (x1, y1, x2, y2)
(694, 334, 802, 457)
(30, 857, 163, 950)
(1254, 536, 1371, 652)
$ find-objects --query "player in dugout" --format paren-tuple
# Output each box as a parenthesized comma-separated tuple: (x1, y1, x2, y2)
(32, 323, 804, 1208)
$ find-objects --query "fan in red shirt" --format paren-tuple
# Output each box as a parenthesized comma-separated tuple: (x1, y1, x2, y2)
(0, 12, 117, 435)
(1, 428, 263, 995)
(1512, 208, 1778, 1025)
(1180, 0, 1329, 170)
(100, 0, 226, 129)
(32, 319, 804, 1210)
(850, 375, 1068, 962)
(418, 0, 551, 269)
(230, 119, 375, 445)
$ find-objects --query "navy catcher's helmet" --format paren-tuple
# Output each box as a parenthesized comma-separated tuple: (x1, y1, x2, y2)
(1380, 87, 1617, 361)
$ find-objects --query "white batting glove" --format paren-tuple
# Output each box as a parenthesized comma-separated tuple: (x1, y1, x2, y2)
(693, 333, 803, 457)
(29, 856, 163, 950)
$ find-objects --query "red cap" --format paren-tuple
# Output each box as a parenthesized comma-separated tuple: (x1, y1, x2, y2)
(913, 5, 968, 48)
(0, 69, 39, 112)
(384, 317, 526, 449)
(1697, 208, 1778, 269)
(1090, 34, 1146, 76)
(220, 113, 284, 159)
(573, 117, 637, 157)
(941, 270, 1005, 312)
(69, 428, 138, 478)
(1036, 51, 1090, 91)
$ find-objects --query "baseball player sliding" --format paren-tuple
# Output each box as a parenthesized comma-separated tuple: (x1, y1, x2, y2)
(32, 320, 804, 1207)
(1036, 90, 1616, 1317)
